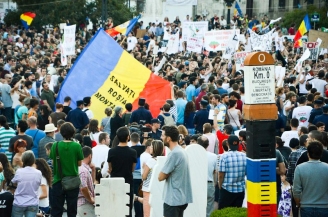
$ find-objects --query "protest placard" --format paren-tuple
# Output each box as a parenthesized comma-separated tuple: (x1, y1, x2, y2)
(63, 24, 76, 56)
(186, 37, 203, 53)
(234, 51, 250, 71)
(182, 21, 208, 41)
(222, 28, 239, 60)
(136, 29, 147, 38)
(204, 29, 240, 51)
(249, 29, 274, 51)
(304, 42, 320, 60)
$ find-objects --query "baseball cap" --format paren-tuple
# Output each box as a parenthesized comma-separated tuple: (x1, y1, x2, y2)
(151, 119, 161, 124)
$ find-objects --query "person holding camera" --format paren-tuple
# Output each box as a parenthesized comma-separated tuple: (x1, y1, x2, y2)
(147, 119, 162, 140)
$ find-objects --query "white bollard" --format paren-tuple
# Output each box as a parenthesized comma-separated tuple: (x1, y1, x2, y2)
(95, 178, 130, 217)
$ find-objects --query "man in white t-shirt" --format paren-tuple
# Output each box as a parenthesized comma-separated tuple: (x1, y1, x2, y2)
(283, 92, 297, 118)
(298, 70, 312, 95)
(82, 96, 94, 120)
(127, 32, 138, 51)
(309, 70, 327, 97)
(281, 118, 299, 147)
(292, 96, 312, 128)
(140, 140, 152, 176)
(92, 133, 110, 168)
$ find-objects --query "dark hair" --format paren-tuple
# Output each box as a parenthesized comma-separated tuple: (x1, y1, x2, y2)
(197, 136, 209, 149)
(112, 136, 120, 148)
(18, 120, 28, 132)
(223, 124, 233, 135)
(64, 96, 71, 102)
(0, 153, 15, 186)
(0, 115, 9, 130)
(116, 127, 130, 142)
(151, 140, 164, 157)
(275, 136, 284, 147)
(239, 86, 244, 94)
(162, 125, 179, 142)
(130, 132, 140, 143)
(89, 119, 99, 134)
(125, 103, 133, 112)
(163, 103, 171, 112)
(222, 139, 229, 151)
(308, 125, 318, 133)
(229, 91, 241, 100)
(307, 141, 323, 160)
(229, 99, 237, 108)
(35, 158, 52, 187)
(307, 93, 314, 102)
(289, 138, 299, 149)
(82, 146, 92, 158)
(184, 101, 195, 118)
(290, 118, 299, 128)
(189, 76, 197, 84)
(299, 126, 308, 135)
(60, 122, 76, 140)
(299, 134, 308, 147)
(239, 131, 246, 141)
(316, 122, 325, 129)
(309, 130, 323, 143)
(321, 132, 328, 147)
(29, 98, 39, 108)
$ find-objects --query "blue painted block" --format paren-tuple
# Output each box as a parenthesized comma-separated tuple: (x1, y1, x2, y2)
(247, 158, 276, 183)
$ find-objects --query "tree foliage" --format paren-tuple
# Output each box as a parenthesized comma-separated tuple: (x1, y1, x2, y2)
(281, 5, 328, 29)
(4, 0, 134, 29)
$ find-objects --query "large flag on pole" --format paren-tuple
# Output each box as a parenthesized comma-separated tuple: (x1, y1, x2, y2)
(294, 14, 311, 48)
(234, 2, 243, 17)
(58, 29, 171, 120)
(106, 15, 141, 37)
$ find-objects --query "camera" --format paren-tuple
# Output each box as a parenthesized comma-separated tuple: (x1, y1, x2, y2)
(129, 120, 152, 138)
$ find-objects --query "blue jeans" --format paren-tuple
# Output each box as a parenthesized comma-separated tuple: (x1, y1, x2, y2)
(11, 205, 39, 217)
(133, 179, 143, 217)
(51, 181, 79, 217)
(300, 207, 328, 217)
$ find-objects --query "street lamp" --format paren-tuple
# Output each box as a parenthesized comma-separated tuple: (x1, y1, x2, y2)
(224, 0, 235, 29)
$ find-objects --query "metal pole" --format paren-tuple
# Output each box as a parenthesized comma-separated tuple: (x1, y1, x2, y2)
(227, 7, 231, 29)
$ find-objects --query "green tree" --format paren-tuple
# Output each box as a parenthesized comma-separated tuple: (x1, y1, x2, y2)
(282, 5, 328, 30)
(4, 0, 135, 29)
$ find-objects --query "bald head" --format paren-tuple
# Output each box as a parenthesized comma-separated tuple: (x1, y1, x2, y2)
(27, 116, 37, 126)
(197, 136, 209, 149)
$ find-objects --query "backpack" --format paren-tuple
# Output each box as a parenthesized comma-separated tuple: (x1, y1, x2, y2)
(160, 114, 176, 126)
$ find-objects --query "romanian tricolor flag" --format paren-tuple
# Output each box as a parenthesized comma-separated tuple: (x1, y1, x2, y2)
(20, 12, 36, 30)
(106, 15, 141, 37)
(234, 1, 243, 17)
(58, 29, 171, 120)
(294, 14, 311, 48)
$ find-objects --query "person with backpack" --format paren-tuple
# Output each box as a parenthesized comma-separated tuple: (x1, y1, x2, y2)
(158, 103, 176, 127)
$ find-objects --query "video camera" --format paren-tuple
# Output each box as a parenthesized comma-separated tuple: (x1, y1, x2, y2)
(129, 120, 152, 139)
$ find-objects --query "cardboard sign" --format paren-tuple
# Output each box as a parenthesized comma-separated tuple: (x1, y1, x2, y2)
(222, 28, 239, 60)
(204, 29, 240, 51)
(136, 29, 147, 38)
(309, 30, 328, 48)
(63, 24, 76, 56)
(182, 21, 208, 41)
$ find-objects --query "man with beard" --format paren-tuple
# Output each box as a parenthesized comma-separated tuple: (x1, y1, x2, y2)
(158, 126, 193, 217)
(41, 82, 56, 111)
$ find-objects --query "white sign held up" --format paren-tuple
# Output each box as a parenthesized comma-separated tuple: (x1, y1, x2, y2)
(182, 21, 208, 41)
(234, 52, 250, 71)
(63, 24, 76, 56)
(204, 29, 240, 51)
(187, 37, 203, 53)
(222, 28, 239, 60)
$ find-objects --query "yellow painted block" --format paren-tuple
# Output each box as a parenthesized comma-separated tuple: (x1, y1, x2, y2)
(247, 180, 276, 204)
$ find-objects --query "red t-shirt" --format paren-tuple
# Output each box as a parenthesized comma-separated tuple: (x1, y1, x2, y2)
(216, 130, 242, 154)
(288, 27, 295, 35)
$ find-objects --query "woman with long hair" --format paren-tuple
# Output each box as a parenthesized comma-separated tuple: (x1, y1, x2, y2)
(0, 115, 16, 161)
(227, 99, 242, 133)
(89, 119, 101, 146)
(35, 158, 52, 215)
(0, 153, 15, 190)
(12, 139, 27, 170)
(109, 106, 124, 147)
(184, 101, 196, 135)
(37, 105, 50, 131)
(141, 140, 164, 217)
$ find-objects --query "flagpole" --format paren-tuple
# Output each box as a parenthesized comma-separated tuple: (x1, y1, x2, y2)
(120, 35, 127, 45)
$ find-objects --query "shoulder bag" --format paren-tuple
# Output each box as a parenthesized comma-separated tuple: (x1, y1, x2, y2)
(228, 110, 241, 129)
(56, 142, 81, 191)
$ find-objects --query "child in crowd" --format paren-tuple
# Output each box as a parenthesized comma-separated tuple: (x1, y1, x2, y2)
(278, 174, 292, 217)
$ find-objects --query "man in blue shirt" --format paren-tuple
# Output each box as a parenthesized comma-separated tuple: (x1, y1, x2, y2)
(193, 100, 212, 134)
(175, 90, 187, 125)
(186, 77, 198, 102)
(66, 100, 90, 132)
(216, 79, 228, 96)
(155, 23, 164, 39)
(130, 98, 153, 124)
(313, 105, 328, 132)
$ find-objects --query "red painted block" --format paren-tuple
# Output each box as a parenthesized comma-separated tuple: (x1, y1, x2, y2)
(247, 202, 277, 217)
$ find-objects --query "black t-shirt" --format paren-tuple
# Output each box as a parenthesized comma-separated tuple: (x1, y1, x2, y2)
(63, 106, 72, 115)
(107, 146, 137, 184)
(0, 192, 14, 217)
(296, 149, 328, 166)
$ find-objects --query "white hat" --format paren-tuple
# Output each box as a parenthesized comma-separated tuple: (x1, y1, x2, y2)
(44, 124, 57, 133)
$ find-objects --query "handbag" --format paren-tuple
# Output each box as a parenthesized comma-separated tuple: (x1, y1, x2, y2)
(55, 142, 81, 191)
(138, 182, 143, 197)
(228, 110, 241, 130)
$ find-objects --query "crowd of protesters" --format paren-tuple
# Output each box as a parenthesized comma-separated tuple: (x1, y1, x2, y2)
(0, 11, 327, 217)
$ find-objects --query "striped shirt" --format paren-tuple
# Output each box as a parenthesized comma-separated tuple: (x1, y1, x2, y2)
(0, 127, 16, 161)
